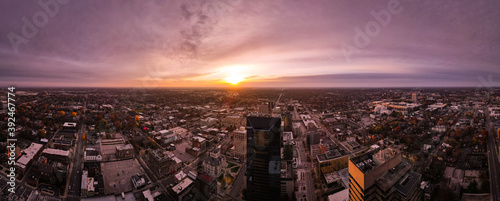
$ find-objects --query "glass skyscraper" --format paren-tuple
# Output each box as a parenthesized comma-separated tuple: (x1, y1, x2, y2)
(246, 116, 282, 201)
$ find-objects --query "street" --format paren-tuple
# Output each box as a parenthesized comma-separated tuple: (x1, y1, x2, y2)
(294, 106, 316, 201)
(66, 100, 87, 201)
(486, 105, 500, 201)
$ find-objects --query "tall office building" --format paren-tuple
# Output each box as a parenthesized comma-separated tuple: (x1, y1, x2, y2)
(282, 131, 294, 161)
(349, 148, 422, 201)
(268, 101, 275, 113)
(246, 116, 282, 201)
(283, 112, 293, 132)
(258, 104, 269, 115)
(411, 93, 417, 102)
(234, 127, 247, 160)
(307, 131, 320, 148)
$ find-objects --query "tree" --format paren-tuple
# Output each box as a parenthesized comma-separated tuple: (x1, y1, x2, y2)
(227, 125, 235, 133)
(394, 126, 401, 133)
(468, 180, 479, 193)
(390, 111, 399, 117)
(480, 180, 490, 193)
(37, 129, 46, 138)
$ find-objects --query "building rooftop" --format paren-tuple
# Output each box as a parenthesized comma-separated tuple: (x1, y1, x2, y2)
(81, 170, 88, 190)
(328, 188, 349, 201)
(39, 163, 53, 174)
(350, 148, 399, 174)
(193, 136, 206, 143)
(394, 172, 422, 198)
(42, 148, 70, 157)
(172, 178, 194, 195)
(63, 122, 77, 128)
(281, 161, 293, 179)
(151, 149, 179, 163)
(373, 148, 398, 166)
(116, 144, 133, 151)
(246, 116, 280, 130)
(17, 143, 43, 168)
(323, 171, 342, 185)
(54, 139, 72, 145)
(317, 149, 343, 162)
(376, 160, 411, 191)
(205, 150, 224, 167)
(175, 171, 187, 181)
(131, 175, 147, 189)
(159, 130, 173, 135)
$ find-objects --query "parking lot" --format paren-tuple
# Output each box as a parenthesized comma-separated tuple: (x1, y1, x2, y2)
(101, 159, 145, 195)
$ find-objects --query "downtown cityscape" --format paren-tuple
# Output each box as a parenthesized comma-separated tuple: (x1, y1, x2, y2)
(1, 1, 500, 201)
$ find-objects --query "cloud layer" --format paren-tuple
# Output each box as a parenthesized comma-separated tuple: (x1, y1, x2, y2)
(1, 0, 499, 88)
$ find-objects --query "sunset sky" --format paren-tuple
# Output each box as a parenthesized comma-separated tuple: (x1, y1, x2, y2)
(1, 0, 499, 88)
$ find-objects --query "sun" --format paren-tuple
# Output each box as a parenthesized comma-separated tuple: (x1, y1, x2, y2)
(225, 74, 245, 85)
(222, 66, 247, 85)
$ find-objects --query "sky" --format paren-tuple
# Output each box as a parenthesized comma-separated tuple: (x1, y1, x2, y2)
(1, 0, 499, 88)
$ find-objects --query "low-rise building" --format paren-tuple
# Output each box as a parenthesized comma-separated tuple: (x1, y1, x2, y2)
(131, 174, 148, 189)
(41, 148, 71, 165)
(84, 148, 102, 162)
(148, 149, 182, 177)
(202, 149, 226, 178)
(16, 143, 44, 176)
(116, 144, 134, 159)
(317, 149, 349, 174)
(169, 178, 194, 201)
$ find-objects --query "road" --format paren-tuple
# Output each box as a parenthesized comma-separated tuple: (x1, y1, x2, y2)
(486, 105, 500, 201)
(294, 107, 316, 201)
(229, 164, 246, 198)
(66, 99, 87, 201)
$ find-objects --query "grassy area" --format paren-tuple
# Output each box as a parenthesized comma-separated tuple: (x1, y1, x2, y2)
(231, 166, 240, 173)
(227, 162, 237, 168)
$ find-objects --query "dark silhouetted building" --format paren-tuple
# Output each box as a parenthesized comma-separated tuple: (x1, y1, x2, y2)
(283, 112, 293, 132)
(246, 116, 281, 201)
(307, 131, 320, 148)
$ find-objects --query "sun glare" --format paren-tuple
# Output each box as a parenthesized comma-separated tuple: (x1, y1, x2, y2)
(223, 66, 247, 85)
(225, 75, 245, 85)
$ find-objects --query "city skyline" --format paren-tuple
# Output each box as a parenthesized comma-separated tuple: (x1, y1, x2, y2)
(1, 0, 500, 88)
